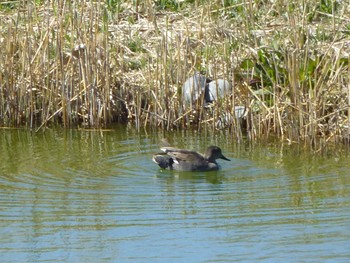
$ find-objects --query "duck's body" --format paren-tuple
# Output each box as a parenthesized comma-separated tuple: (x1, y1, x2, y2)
(152, 146, 230, 171)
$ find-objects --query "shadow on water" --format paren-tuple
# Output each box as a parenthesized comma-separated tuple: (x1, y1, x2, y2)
(0, 126, 350, 262)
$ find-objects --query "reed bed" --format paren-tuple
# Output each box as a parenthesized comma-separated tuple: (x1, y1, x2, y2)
(1, 0, 350, 146)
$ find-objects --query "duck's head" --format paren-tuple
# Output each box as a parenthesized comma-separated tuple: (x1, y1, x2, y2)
(205, 146, 230, 162)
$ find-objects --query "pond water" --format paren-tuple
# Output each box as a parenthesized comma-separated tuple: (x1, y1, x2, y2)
(0, 126, 349, 263)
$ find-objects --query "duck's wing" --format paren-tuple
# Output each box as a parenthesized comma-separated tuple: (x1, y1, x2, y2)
(160, 147, 205, 163)
(160, 147, 193, 154)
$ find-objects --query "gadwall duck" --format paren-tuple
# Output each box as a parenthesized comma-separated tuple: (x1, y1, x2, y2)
(152, 146, 230, 171)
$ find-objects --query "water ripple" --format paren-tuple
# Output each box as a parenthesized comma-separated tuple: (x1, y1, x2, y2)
(1, 129, 350, 262)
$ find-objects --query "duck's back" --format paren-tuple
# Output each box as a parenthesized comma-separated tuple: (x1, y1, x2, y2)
(161, 147, 218, 171)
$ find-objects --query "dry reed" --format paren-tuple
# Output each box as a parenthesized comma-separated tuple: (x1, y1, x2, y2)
(1, 0, 350, 147)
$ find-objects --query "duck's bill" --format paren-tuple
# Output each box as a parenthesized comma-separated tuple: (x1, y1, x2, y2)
(221, 155, 230, 161)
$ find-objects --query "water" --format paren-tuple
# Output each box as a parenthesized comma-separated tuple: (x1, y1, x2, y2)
(0, 126, 349, 263)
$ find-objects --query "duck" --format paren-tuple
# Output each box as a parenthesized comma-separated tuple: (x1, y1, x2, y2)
(152, 146, 230, 171)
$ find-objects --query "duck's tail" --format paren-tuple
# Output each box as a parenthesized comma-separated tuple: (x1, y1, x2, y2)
(152, 153, 174, 169)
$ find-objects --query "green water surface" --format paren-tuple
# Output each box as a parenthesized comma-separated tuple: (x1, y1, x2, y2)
(0, 127, 349, 263)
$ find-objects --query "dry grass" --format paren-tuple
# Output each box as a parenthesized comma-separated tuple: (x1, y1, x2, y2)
(1, 0, 350, 147)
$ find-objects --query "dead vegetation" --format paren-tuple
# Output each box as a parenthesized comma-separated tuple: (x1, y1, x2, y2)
(1, 0, 350, 147)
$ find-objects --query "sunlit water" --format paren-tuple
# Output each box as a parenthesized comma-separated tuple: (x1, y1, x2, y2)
(0, 126, 349, 263)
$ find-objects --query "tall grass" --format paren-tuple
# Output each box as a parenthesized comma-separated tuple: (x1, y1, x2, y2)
(1, 0, 350, 146)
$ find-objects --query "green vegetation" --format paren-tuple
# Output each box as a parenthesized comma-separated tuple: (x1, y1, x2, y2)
(1, 0, 350, 147)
